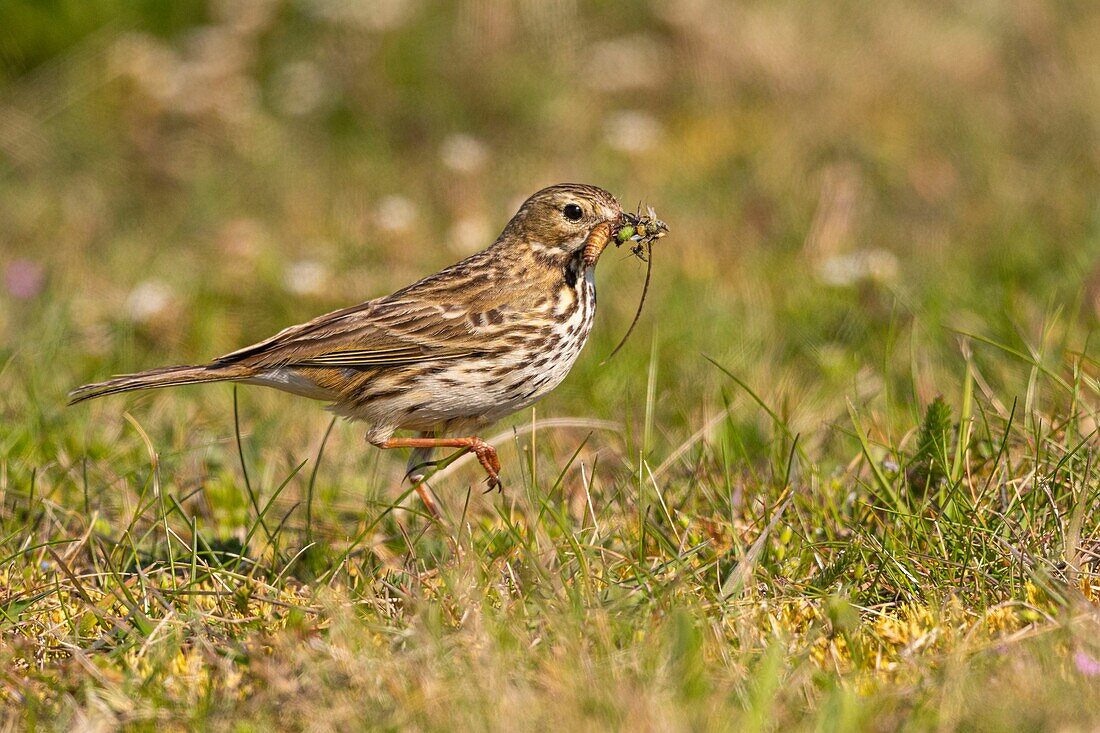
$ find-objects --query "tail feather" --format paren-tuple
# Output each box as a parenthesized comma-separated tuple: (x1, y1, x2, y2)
(68, 364, 251, 405)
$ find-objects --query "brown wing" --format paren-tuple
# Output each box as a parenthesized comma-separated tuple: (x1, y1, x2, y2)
(212, 298, 482, 370)
(214, 249, 517, 371)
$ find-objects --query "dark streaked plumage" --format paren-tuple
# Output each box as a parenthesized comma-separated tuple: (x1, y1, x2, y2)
(71, 183, 626, 515)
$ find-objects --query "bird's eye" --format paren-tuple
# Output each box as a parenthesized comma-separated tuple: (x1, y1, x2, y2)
(563, 203, 584, 221)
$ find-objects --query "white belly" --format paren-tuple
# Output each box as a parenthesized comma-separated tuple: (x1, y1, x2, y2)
(405, 267, 596, 425)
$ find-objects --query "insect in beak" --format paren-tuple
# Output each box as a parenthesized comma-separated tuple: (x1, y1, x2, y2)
(615, 206, 669, 262)
(601, 204, 669, 362)
(582, 221, 615, 268)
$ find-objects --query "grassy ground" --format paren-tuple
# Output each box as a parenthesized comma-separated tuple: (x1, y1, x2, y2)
(3, 1, 1100, 730)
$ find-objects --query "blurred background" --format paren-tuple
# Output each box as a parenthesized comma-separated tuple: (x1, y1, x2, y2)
(5, 5, 1100, 725)
(2, 0, 1099, 484)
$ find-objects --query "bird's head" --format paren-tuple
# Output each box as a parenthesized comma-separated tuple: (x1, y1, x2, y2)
(500, 183, 624, 267)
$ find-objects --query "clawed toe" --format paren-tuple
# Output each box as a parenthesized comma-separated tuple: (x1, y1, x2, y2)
(470, 440, 503, 493)
(482, 473, 502, 493)
(404, 459, 440, 485)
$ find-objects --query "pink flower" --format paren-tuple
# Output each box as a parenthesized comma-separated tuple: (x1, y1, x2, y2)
(1075, 651, 1100, 677)
(4, 259, 45, 300)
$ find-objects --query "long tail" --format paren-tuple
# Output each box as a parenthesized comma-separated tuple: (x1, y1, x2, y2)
(68, 364, 252, 405)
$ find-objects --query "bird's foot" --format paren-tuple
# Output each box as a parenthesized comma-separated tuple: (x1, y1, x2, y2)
(468, 438, 502, 492)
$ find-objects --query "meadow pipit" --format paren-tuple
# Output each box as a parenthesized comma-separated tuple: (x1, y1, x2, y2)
(71, 184, 664, 515)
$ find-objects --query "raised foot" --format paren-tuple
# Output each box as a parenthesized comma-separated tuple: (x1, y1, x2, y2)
(468, 437, 502, 492)
(379, 434, 503, 494)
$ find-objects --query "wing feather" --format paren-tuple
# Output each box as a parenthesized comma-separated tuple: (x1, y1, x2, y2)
(211, 247, 530, 372)
(290, 346, 476, 369)
(213, 292, 489, 371)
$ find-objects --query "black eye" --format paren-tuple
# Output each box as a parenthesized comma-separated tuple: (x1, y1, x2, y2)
(563, 203, 584, 221)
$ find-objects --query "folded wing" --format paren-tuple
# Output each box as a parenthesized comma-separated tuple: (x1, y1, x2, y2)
(214, 296, 485, 371)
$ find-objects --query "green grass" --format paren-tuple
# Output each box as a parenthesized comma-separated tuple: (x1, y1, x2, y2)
(3, 1, 1100, 729)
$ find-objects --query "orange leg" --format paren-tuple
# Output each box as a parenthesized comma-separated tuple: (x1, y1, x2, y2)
(415, 483, 442, 521)
(379, 435, 502, 500)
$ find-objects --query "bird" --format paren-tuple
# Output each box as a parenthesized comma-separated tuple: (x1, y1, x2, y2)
(70, 183, 628, 516)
